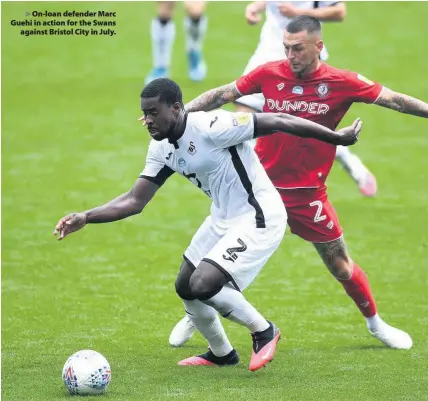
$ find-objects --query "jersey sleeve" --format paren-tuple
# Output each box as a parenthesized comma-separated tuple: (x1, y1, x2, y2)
(206, 111, 256, 148)
(235, 64, 266, 96)
(139, 141, 175, 187)
(343, 71, 383, 104)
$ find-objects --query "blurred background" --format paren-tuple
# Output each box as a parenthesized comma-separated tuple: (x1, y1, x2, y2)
(2, 2, 428, 400)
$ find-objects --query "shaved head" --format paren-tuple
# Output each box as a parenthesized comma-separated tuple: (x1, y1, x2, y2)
(286, 15, 322, 38)
(283, 16, 324, 77)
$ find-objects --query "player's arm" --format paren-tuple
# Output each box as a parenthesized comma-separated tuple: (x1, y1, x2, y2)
(374, 87, 428, 118)
(53, 178, 160, 241)
(278, 2, 346, 22)
(185, 82, 242, 112)
(254, 113, 362, 146)
(185, 65, 264, 112)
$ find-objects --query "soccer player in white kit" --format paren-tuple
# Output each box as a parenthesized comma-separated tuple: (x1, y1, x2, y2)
(53, 78, 362, 371)
(238, 1, 377, 197)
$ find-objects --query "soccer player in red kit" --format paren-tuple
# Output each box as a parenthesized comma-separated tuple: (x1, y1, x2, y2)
(168, 15, 428, 350)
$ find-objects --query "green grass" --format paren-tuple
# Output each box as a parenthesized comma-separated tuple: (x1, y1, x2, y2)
(2, 1, 428, 400)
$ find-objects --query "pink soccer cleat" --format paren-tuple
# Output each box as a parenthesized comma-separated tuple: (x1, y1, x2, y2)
(249, 322, 281, 372)
(178, 349, 239, 367)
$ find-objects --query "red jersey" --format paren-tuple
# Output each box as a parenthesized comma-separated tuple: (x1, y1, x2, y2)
(236, 60, 383, 189)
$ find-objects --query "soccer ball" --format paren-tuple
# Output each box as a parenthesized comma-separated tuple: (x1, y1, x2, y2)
(62, 350, 111, 395)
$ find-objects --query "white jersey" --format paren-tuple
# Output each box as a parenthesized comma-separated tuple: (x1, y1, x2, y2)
(140, 110, 286, 228)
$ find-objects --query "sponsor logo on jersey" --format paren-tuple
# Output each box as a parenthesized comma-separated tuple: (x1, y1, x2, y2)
(316, 83, 329, 98)
(292, 85, 304, 95)
(232, 113, 250, 127)
(187, 141, 196, 155)
(266, 99, 329, 115)
(357, 74, 374, 86)
(165, 151, 173, 160)
(277, 82, 285, 91)
(178, 158, 186, 167)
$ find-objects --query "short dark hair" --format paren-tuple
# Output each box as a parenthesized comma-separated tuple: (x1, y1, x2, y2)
(140, 78, 183, 106)
(286, 15, 322, 35)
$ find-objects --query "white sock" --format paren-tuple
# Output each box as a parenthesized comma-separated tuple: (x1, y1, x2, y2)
(150, 18, 176, 69)
(366, 313, 384, 331)
(204, 285, 270, 333)
(182, 299, 233, 357)
(335, 145, 368, 182)
(184, 15, 207, 52)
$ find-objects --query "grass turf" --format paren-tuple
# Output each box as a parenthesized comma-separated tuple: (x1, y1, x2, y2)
(2, 1, 428, 400)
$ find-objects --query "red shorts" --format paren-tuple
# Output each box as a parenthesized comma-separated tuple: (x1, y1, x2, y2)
(278, 187, 343, 243)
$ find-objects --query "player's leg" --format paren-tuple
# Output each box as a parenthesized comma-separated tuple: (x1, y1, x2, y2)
(189, 217, 285, 371)
(175, 259, 239, 366)
(280, 188, 412, 349)
(335, 145, 377, 197)
(313, 237, 412, 349)
(169, 215, 219, 347)
(183, 1, 208, 81)
(145, 1, 176, 85)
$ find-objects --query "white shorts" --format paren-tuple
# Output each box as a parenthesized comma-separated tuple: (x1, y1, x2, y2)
(236, 21, 329, 112)
(184, 213, 286, 291)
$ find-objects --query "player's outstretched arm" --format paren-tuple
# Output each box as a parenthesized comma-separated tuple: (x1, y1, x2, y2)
(254, 113, 362, 146)
(278, 2, 346, 22)
(374, 87, 428, 118)
(184, 82, 241, 112)
(53, 178, 159, 241)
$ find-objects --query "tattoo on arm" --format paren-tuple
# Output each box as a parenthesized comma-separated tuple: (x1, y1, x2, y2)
(184, 82, 241, 112)
(313, 237, 350, 272)
(375, 88, 428, 118)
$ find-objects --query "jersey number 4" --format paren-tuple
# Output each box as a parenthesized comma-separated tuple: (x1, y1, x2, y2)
(309, 201, 327, 223)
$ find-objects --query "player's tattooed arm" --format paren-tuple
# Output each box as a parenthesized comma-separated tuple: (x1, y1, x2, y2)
(54, 178, 159, 240)
(184, 82, 241, 112)
(375, 87, 428, 118)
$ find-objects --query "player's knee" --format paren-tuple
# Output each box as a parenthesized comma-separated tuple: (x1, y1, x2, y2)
(175, 261, 197, 300)
(184, 1, 206, 18)
(175, 276, 195, 300)
(157, 1, 175, 19)
(189, 273, 222, 301)
(331, 256, 353, 280)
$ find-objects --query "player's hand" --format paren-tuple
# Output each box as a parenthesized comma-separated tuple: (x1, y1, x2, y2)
(53, 212, 87, 241)
(245, 3, 263, 25)
(336, 118, 363, 146)
(277, 2, 301, 18)
(138, 115, 147, 126)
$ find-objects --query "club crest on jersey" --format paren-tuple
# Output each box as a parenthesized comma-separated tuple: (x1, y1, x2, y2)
(178, 158, 186, 167)
(187, 141, 196, 155)
(292, 85, 304, 95)
(277, 83, 285, 91)
(316, 83, 329, 98)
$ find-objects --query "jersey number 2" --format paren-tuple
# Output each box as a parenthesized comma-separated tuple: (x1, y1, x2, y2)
(309, 201, 327, 223)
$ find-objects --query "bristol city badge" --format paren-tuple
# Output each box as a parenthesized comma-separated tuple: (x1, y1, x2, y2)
(316, 83, 330, 98)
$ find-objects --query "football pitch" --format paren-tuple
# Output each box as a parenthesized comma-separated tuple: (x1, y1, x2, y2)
(2, 1, 428, 400)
